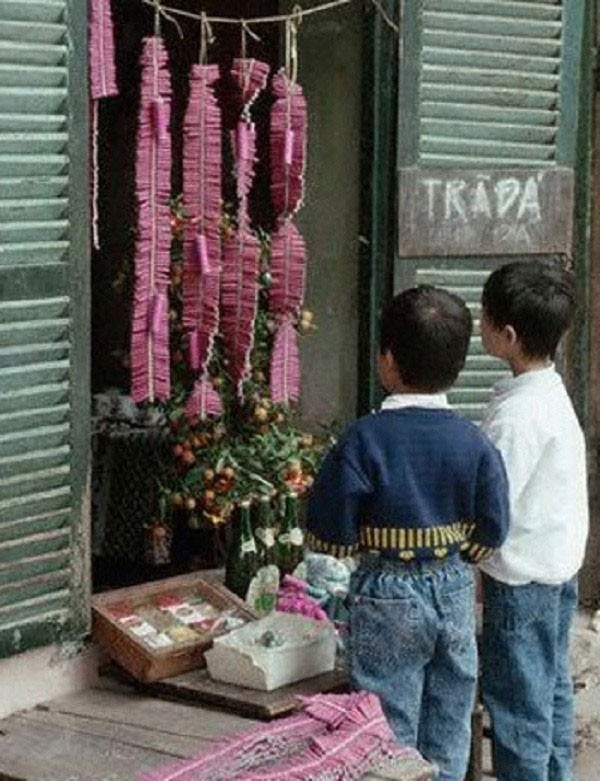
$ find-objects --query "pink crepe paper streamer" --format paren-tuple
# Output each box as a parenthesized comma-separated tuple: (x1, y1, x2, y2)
(231, 58, 270, 114)
(269, 220, 306, 316)
(185, 376, 224, 421)
(137, 692, 420, 781)
(130, 36, 172, 404)
(89, 0, 118, 250)
(182, 64, 222, 388)
(270, 316, 300, 406)
(220, 230, 260, 397)
(270, 71, 307, 217)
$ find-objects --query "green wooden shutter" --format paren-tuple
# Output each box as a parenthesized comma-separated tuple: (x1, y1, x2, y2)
(0, 0, 89, 657)
(396, 0, 588, 421)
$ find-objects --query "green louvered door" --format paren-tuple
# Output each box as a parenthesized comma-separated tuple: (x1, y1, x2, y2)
(395, 0, 589, 421)
(0, 0, 89, 656)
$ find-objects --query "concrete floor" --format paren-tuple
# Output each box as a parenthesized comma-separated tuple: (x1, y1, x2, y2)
(573, 613, 600, 780)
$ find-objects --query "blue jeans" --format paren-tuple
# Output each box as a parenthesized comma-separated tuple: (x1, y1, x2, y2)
(348, 556, 477, 781)
(481, 574, 578, 781)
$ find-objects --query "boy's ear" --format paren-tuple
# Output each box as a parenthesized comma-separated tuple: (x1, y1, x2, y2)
(377, 349, 398, 391)
(504, 325, 518, 347)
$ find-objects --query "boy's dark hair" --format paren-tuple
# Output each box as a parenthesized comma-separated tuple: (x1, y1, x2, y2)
(482, 260, 576, 359)
(380, 285, 472, 392)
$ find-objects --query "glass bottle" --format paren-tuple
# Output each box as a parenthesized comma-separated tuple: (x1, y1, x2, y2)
(253, 495, 277, 567)
(277, 492, 304, 575)
(225, 500, 258, 599)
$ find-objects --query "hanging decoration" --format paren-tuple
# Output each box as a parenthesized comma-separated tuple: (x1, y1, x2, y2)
(130, 32, 172, 404)
(182, 40, 224, 419)
(89, 0, 118, 250)
(220, 51, 270, 397)
(268, 21, 308, 406)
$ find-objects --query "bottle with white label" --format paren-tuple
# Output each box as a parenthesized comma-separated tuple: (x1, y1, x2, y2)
(277, 492, 304, 575)
(254, 495, 277, 567)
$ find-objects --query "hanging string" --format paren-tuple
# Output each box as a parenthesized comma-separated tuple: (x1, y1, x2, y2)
(91, 102, 100, 250)
(369, 0, 398, 35)
(199, 11, 214, 64)
(241, 19, 261, 57)
(152, 0, 184, 38)
(285, 9, 300, 85)
(139, 0, 399, 35)
(153, 0, 161, 37)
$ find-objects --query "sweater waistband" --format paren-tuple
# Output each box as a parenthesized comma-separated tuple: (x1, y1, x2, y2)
(305, 520, 495, 565)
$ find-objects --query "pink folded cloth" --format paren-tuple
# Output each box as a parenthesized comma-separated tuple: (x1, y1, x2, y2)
(276, 575, 328, 621)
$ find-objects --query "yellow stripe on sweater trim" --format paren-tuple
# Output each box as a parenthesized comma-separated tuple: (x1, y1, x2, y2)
(307, 524, 496, 563)
(305, 531, 358, 559)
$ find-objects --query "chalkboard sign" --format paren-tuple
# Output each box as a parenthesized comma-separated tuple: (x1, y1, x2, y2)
(398, 167, 574, 258)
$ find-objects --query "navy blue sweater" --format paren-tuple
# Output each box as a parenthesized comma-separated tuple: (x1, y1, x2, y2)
(306, 408, 510, 564)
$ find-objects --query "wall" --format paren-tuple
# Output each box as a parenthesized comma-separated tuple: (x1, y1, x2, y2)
(282, 1, 363, 429)
(580, 4, 600, 604)
(0, 644, 100, 720)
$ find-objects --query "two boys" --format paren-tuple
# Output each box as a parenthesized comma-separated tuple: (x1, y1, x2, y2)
(307, 260, 588, 781)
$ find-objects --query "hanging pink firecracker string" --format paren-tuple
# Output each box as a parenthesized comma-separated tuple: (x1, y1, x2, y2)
(231, 58, 270, 113)
(270, 71, 307, 218)
(89, 0, 118, 101)
(89, 0, 118, 250)
(268, 71, 308, 405)
(220, 230, 261, 398)
(269, 220, 306, 317)
(269, 221, 305, 405)
(130, 36, 172, 404)
(231, 119, 258, 232)
(185, 375, 224, 421)
(181, 64, 222, 418)
(219, 59, 270, 398)
(270, 316, 301, 406)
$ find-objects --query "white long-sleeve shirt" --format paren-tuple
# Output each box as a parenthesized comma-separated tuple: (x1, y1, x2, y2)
(479, 365, 588, 586)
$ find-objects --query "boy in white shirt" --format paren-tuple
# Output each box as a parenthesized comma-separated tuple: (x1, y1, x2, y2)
(479, 259, 589, 781)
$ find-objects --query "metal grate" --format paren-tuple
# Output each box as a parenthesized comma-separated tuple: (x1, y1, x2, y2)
(418, 0, 563, 167)
(92, 425, 172, 562)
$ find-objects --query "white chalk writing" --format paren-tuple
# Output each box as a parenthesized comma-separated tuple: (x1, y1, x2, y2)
(422, 173, 543, 224)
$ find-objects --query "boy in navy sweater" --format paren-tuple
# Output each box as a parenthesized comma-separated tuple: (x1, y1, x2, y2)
(306, 286, 510, 781)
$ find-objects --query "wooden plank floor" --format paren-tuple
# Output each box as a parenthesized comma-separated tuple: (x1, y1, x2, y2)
(0, 680, 434, 781)
(0, 681, 253, 781)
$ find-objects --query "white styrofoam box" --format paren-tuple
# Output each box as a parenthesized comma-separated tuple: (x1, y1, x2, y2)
(205, 612, 336, 691)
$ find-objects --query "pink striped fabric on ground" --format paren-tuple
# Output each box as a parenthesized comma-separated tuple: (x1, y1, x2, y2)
(137, 691, 421, 781)
(130, 36, 172, 404)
